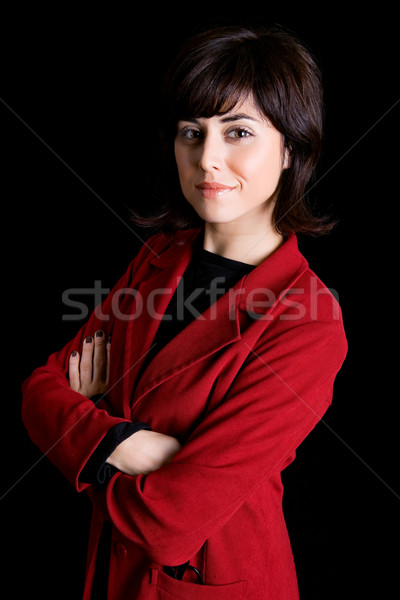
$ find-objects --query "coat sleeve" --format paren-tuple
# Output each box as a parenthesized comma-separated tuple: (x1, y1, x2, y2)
(100, 316, 348, 566)
(21, 238, 157, 491)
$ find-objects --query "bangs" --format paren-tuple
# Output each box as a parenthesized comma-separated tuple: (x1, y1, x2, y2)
(174, 48, 258, 121)
(162, 28, 281, 130)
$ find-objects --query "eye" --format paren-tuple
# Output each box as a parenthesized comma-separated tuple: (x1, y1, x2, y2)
(177, 127, 203, 140)
(227, 127, 253, 139)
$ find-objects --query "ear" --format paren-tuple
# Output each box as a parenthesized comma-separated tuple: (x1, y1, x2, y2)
(282, 144, 291, 170)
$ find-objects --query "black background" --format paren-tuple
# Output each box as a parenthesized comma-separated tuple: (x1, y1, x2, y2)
(1, 4, 399, 599)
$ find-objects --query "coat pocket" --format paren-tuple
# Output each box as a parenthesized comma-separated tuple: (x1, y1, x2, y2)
(149, 568, 247, 599)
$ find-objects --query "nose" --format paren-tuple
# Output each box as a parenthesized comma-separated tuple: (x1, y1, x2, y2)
(198, 132, 224, 172)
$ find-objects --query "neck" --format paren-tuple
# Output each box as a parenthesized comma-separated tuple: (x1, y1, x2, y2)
(203, 221, 284, 265)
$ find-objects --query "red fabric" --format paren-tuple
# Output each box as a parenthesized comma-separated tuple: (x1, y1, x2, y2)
(22, 228, 347, 599)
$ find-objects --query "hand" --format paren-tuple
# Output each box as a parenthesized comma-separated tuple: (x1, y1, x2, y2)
(69, 330, 182, 476)
(106, 429, 182, 476)
(69, 330, 110, 398)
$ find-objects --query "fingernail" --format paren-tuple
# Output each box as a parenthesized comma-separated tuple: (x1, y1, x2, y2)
(71, 351, 77, 357)
(96, 330, 104, 338)
(107, 335, 112, 344)
(85, 336, 93, 343)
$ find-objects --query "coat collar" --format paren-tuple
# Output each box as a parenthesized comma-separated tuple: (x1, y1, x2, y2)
(237, 233, 308, 316)
(148, 228, 203, 269)
(148, 227, 307, 314)
(126, 228, 309, 409)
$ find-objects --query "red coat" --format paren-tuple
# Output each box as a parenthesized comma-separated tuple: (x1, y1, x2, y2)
(22, 228, 347, 599)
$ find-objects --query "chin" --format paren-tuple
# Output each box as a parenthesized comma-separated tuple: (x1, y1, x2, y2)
(190, 203, 240, 225)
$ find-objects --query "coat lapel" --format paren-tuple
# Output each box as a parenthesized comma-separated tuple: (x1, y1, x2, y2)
(132, 287, 242, 406)
(119, 233, 195, 417)
(120, 230, 308, 416)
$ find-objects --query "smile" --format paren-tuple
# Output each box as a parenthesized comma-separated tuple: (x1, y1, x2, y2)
(196, 182, 236, 199)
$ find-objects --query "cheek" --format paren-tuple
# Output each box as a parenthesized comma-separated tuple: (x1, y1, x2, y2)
(174, 139, 196, 164)
(174, 140, 185, 164)
(174, 147, 199, 205)
(174, 144, 184, 176)
(237, 145, 282, 191)
(174, 147, 194, 186)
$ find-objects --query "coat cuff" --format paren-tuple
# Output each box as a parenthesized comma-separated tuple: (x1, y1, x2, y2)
(80, 408, 152, 485)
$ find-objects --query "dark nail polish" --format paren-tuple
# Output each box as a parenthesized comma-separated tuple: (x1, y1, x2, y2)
(71, 351, 77, 357)
(96, 330, 104, 338)
(85, 336, 93, 343)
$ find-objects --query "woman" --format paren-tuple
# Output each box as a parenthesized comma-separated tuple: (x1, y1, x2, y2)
(22, 25, 347, 599)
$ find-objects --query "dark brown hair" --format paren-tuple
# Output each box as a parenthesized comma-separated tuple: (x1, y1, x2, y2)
(132, 24, 335, 237)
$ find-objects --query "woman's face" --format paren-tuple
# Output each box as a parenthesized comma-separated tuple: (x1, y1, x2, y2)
(174, 96, 289, 229)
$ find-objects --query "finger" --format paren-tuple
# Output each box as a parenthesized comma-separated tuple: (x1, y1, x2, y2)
(93, 330, 107, 383)
(80, 336, 94, 384)
(68, 351, 80, 392)
(105, 335, 111, 385)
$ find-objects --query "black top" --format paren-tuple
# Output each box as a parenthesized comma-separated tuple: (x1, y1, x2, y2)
(142, 240, 255, 371)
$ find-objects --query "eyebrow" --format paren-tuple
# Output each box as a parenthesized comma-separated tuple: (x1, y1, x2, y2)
(181, 113, 260, 125)
(219, 113, 259, 123)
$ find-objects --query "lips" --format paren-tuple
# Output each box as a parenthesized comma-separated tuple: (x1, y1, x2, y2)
(196, 182, 236, 199)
